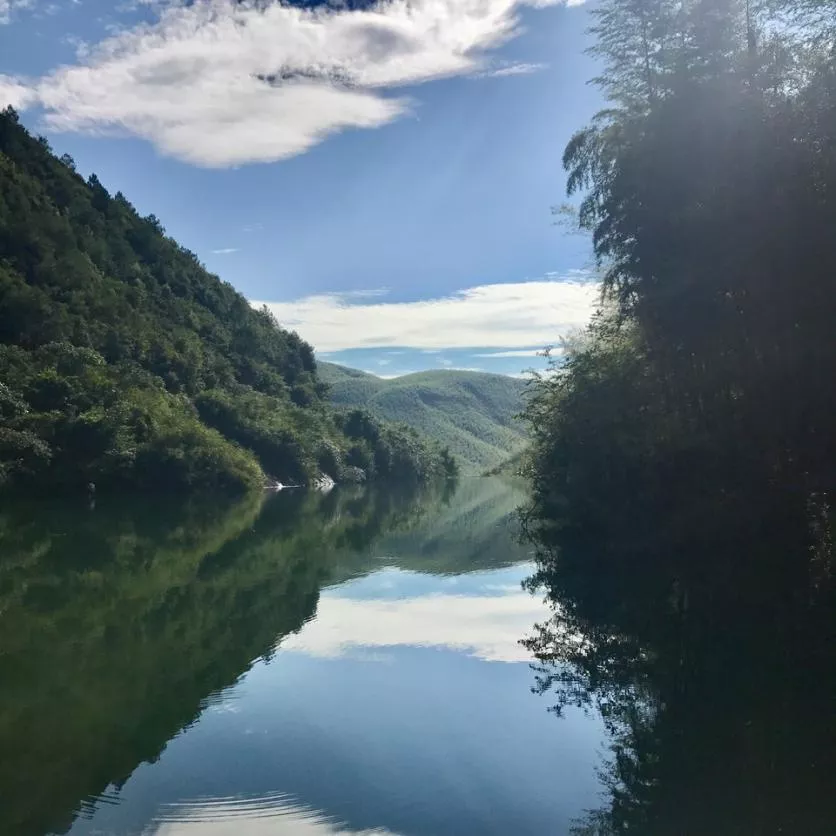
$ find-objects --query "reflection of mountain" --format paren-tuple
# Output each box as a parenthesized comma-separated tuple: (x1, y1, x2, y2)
(375, 477, 529, 574)
(323, 477, 529, 583)
(0, 478, 527, 836)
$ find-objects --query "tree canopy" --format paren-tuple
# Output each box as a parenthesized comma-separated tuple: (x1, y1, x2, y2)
(522, 1, 835, 831)
(0, 110, 457, 492)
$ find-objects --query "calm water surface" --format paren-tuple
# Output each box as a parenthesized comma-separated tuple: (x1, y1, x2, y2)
(0, 479, 605, 836)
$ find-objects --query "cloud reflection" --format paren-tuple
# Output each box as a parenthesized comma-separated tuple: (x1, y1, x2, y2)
(150, 791, 399, 835)
(280, 586, 546, 664)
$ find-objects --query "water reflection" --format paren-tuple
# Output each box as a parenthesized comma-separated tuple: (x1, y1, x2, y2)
(523, 473, 836, 835)
(0, 489, 323, 836)
(281, 567, 543, 663)
(0, 478, 604, 836)
(146, 792, 399, 836)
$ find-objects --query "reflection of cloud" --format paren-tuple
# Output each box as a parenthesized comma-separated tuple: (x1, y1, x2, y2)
(5, 0, 579, 166)
(152, 791, 399, 835)
(280, 590, 546, 663)
(256, 279, 599, 352)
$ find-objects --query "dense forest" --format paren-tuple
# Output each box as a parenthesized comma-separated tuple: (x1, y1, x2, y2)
(521, 0, 835, 832)
(0, 110, 456, 492)
(320, 363, 528, 472)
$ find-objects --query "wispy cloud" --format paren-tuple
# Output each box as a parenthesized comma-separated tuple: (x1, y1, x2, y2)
(473, 348, 552, 358)
(472, 61, 548, 78)
(0, 0, 33, 25)
(210, 247, 239, 255)
(254, 277, 599, 353)
(1, 0, 582, 166)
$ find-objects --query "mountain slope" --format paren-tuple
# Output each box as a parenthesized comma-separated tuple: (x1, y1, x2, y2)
(0, 108, 455, 492)
(320, 363, 528, 472)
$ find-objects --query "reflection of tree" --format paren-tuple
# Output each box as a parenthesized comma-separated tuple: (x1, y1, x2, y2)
(378, 477, 529, 575)
(0, 483, 460, 836)
(328, 477, 529, 579)
(523, 481, 836, 835)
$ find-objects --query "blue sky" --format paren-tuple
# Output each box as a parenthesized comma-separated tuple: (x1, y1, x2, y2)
(0, 0, 602, 377)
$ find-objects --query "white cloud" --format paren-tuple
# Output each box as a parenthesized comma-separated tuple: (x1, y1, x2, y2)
(362, 371, 401, 379)
(254, 278, 599, 352)
(280, 586, 546, 663)
(473, 348, 552, 358)
(472, 61, 548, 78)
(211, 247, 239, 254)
(7, 0, 579, 166)
(0, 75, 36, 108)
(0, 0, 33, 25)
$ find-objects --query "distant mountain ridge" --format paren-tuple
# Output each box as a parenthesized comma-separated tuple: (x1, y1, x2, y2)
(319, 363, 528, 472)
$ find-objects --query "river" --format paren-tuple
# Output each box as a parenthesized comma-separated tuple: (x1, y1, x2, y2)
(0, 478, 606, 836)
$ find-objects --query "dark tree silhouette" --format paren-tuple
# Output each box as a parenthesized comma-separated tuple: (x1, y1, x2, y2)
(522, 2, 836, 832)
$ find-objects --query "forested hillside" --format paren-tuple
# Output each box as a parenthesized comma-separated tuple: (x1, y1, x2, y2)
(320, 363, 527, 471)
(0, 109, 456, 492)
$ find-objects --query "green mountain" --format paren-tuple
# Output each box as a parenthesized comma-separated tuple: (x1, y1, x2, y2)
(319, 362, 528, 472)
(0, 108, 455, 493)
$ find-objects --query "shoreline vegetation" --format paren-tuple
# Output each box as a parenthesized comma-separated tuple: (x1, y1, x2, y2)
(0, 109, 457, 496)
(519, 0, 836, 831)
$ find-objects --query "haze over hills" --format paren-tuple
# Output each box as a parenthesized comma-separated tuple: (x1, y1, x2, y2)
(319, 363, 528, 472)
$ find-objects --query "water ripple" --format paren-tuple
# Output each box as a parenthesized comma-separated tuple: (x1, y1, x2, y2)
(146, 792, 399, 835)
